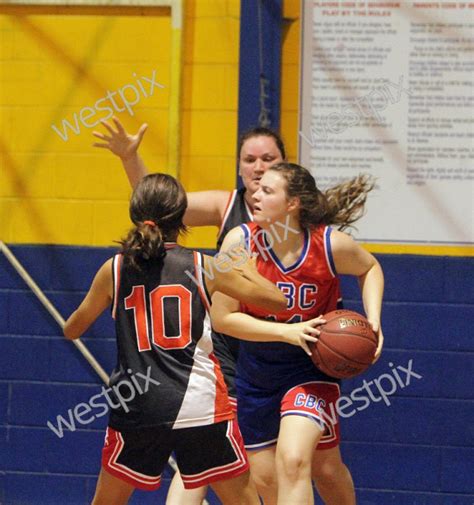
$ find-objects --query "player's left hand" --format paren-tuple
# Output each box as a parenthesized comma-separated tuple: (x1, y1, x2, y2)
(370, 322, 384, 363)
(93, 117, 147, 160)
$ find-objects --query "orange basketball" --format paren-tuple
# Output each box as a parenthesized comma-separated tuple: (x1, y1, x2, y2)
(310, 309, 378, 379)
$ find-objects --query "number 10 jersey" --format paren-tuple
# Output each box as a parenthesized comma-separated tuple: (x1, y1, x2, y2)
(108, 244, 232, 431)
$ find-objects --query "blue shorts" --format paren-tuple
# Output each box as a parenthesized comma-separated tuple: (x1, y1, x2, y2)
(236, 376, 341, 451)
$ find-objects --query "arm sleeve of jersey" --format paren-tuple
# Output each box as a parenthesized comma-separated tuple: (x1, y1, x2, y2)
(193, 251, 212, 311)
(239, 223, 251, 253)
(111, 254, 123, 319)
(217, 190, 237, 240)
(324, 226, 337, 277)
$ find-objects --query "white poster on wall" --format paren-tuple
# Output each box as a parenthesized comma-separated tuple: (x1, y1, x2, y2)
(299, 1, 474, 245)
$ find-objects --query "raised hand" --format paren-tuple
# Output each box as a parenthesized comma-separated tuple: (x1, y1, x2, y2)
(93, 117, 147, 160)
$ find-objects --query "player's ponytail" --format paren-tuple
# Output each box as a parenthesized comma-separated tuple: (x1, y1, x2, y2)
(120, 173, 187, 269)
(323, 174, 375, 230)
(269, 163, 375, 231)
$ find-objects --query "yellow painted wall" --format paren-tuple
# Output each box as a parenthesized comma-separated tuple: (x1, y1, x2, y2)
(281, 0, 300, 163)
(0, 1, 240, 248)
(180, 0, 240, 248)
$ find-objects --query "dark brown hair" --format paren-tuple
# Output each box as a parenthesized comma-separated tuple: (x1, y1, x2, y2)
(238, 127, 286, 160)
(269, 163, 375, 231)
(119, 173, 187, 269)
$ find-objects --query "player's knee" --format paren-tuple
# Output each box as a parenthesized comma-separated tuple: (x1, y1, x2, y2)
(252, 469, 277, 493)
(277, 451, 310, 481)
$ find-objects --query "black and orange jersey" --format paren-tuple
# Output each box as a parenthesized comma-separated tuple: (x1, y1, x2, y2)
(108, 244, 232, 430)
(216, 187, 253, 249)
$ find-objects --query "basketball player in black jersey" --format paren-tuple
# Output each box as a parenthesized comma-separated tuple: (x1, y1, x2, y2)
(63, 173, 300, 505)
(93, 120, 286, 504)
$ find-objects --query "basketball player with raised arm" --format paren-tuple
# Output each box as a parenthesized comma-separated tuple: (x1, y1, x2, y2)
(92, 119, 376, 504)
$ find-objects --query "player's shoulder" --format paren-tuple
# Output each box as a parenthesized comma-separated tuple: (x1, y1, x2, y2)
(219, 224, 246, 251)
(329, 228, 356, 252)
(308, 225, 352, 248)
(99, 257, 114, 277)
(239, 221, 260, 239)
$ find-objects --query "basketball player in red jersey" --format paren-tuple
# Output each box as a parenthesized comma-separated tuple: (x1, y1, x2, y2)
(211, 163, 385, 505)
(63, 173, 330, 505)
(93, 119, 375, 504)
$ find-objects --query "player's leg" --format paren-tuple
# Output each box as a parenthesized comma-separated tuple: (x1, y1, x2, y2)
(92, 468, 135, 505)
(247, 446, 278, 505)
(275, 381, 340, 504)
(312, 446, 355, 505)
(211, 470, 260, 505)
(235, 375, 281, 504)
(96, 426, 170, 504)
(275, 415, 323, 505)
(306, 380, 355, 504)
(166, 472, 208, 505)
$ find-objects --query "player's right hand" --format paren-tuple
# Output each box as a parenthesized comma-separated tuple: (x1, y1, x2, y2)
(281, 317, 326, 356)
(93, 116, 147, 160)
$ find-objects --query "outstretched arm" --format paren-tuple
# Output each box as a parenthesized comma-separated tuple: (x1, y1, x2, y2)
(93, 117, 148, 188)
(64, 259, 113, 340)
(184, 190, 232, 227)
(331, 230, 385, 361)
(210, 291, 323, 356)
(93, 117, 232, 226)
(204, 226, 286, 313)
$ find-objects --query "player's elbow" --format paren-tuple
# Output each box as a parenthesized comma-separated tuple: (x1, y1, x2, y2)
(210, 305, 238, 335)
(63, 313, 82, 340)
(212, 320, 227, 334)
(254, 289, 287, 314)
(63, 325, 79, 340)
(210, 309, 228, 334)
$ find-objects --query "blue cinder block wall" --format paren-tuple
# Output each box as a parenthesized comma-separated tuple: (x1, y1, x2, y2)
(1, 245, 472, 504)
(338, 255, 474, 505)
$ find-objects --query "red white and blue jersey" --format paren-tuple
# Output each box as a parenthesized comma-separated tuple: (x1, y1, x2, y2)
(237, 222, 341, 388)
(109, 245, 232, 430)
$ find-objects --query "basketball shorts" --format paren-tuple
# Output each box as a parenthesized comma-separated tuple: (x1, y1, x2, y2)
(101, 418, 248, 490)
(237, 379, 341, 451)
